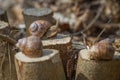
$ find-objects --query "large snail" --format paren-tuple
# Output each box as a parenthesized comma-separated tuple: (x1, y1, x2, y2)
(80, 38, 115, 60)
(16, 35, 43, 57)
(29, 20, 59, 39)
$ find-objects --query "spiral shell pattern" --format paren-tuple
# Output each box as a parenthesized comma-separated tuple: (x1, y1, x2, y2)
(89, 38, 115, 60)
(29, 20, 51, 37)
(16, 36, 43, 57)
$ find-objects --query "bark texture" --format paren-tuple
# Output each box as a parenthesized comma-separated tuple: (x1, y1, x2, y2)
(42, 34, 72, 77)
(76, 49, 120, 80)
(15, 49, 66, 80)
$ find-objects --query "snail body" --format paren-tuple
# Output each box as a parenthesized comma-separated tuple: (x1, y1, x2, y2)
(80, 38, 115, 60)
(88, 38, 115, 60)
(29, 20, 51, 38)
(16, 35, 43, 57)
(42, 19, 59, 39)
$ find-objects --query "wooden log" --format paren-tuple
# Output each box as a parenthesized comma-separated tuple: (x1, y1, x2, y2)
(15, 49, 66, 80)
(42, 34, 72, 77)
(0, 21, 17, 80)
(0, 9, 8, 22)
(76, 49, 120, 80)
(23, 8, 56, 31)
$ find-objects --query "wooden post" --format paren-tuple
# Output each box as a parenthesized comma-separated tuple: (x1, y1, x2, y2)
(0, 9, 8, 22)
(76, 49, 120, 80)
(15, 49, 66, 80)
(23, 8, 56, 30)
(42, 34, 73, 78)
(0, 21, 17, 80)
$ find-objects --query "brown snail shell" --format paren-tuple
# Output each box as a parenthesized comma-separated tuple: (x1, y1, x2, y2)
(16, 36, 43, 57)
(88, 38, 115, 60)
(29, 20, 51, 38)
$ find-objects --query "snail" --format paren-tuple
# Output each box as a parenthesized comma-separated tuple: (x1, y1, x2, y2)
(29, 20, 59, 39)
(29, 20, 51, 38)
(80, 38, 115, 60)
(16, 35, 43, 57)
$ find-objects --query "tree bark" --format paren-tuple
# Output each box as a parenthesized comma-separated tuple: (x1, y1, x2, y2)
(42, 34, 73, 77)
(15, 49, 66, 80)
(76, 49, 120, 80)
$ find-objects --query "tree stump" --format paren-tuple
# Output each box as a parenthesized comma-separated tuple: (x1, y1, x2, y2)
(0, 21, 17, 80)
(0, 9, 8, 22)
(76, 49, 120, 80)
(15, 49, 66, 80)
(42, 34, 72, 77)
(23, 8, 56, 31)
(70, 40, 87, 79)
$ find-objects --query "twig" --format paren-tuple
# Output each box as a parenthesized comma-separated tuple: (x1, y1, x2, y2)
(0, 54, 5, 79)
(0, 42, 7, 79)
(8, 44, 12, 80)
(0, 53, 5, 79)
(73, 9, 89, 32)
(0, 42, 7, 47)
(71, 2, 105, 36)
(93, 28, 106, 44)
(82, 4, 104, 32)
(0, 34, 17, 45)
(81, 32, 87, 46)
(95, 22, 120, 28)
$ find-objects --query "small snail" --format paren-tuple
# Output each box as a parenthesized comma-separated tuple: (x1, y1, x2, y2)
(29, 20, 59, 39)
(29, 20, 51, 38)
(88, 38, 115, 60)
(16, 35, 43, 57)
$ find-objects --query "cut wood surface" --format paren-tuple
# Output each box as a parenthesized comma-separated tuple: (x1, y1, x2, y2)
(23, 8, 56, 32)
(15, 49, 66, 80)
(42, 34, 73, 77)
(76, 49, 120, 80)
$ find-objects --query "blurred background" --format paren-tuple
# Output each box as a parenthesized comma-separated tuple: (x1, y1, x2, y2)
(0, 0, 120, 43)
(1, 1, 120, 80)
